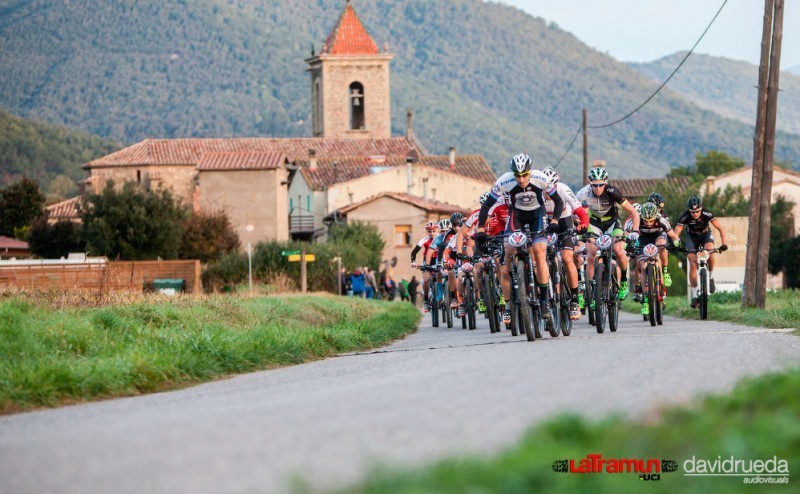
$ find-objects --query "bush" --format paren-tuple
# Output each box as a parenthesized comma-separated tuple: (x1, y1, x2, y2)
(178, 210, 240, 263)
(28, 218, 86, 259)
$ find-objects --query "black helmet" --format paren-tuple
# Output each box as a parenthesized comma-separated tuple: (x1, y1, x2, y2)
(647, 192, 665, 209)
(450, 212, 463, 225)
(687, 195, 702, 210)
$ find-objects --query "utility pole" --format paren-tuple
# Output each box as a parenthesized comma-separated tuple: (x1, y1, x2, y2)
(744, 0, 783, 308)
(301, 249, 308, 293)
(582, 108, 588, 185)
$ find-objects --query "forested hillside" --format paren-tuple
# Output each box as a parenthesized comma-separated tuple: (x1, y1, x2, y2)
(0, 109, 119, 196)
(631, 52, 800, 135)
(1, 0, 798, 184)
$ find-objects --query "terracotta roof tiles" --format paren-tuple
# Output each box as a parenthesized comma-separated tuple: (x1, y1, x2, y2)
(609, 177, 691, 200)
(45, 196, 81, 223)
(197, 152, 286, 171)
(338, 192, 465, 215)
(322, 1, 379, 55)
(86, 137, 418, 168)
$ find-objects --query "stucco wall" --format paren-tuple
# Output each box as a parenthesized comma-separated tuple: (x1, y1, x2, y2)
(90, 166, 197, 206)
(345, 196, 451, 287)
(287, 174, 328, 239)
(329, 165, 490, 213)
(198, 169, 289, 246)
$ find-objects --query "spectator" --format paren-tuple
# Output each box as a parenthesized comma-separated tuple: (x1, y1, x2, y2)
(408, 276, 420, 306)
(399, 278, 410, 302)
(385, 269, 397, 301)
(339, 267, 349, 296)
(378, 267, 387, 300)
(350, 268, 366, 298)
(365, 267, 377, 299)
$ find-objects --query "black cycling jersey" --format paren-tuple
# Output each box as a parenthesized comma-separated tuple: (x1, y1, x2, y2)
(638, 216, 672, 236)
(577, 184, 627, 221)
(677, 209, 715, 235)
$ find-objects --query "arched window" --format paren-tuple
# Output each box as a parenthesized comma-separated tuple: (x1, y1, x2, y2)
(349, 82, 365, 130)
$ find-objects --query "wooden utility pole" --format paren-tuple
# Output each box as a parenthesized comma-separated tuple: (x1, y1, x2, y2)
(744, 0, 783, 308)
(301, 250, 308, 293)
(582, 108, 588, 185)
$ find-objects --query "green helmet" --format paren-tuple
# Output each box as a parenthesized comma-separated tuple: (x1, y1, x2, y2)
(640, 202, 658, 221)
(588, 167, 608, 182)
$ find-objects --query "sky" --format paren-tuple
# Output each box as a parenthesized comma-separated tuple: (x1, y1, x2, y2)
(496, 0, 800, 70)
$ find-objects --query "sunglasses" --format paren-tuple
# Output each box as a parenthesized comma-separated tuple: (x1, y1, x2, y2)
(513, 172, 531, 178)
(690, 209, 702, 213)
(590, 183, 606, 188)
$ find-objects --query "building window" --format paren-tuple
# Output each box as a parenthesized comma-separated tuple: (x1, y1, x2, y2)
(313, 78, 322, 135)
(349, 82, 365, 130)
(395, 225, 412, 246)
(136, 170, 141, 183)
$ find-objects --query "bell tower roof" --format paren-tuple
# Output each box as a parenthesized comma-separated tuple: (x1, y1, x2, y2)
(321, 1, 379, 55)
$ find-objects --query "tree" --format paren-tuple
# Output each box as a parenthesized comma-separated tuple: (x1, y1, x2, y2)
(0, 177, 46, 238)
(179, 210, 240, 263)
(28, 218, 86, 259)
(329, 220, 386, 271)
(667, 151, 745, 180)
(769, 195, 796, 275)
(79, 181, 187, 260)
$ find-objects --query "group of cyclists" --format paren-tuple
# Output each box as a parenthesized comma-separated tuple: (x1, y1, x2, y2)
(410, 153, 729, 330)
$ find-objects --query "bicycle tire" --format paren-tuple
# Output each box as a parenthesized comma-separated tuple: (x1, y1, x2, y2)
(594, 262, 607, 333)
(646, 264, 657, 327)
(587, 281, 596, 326)
(483, 271, 498, 333)
(699, 269, 708, 320)
(431, 283, 439, 328)
(608, 262, 619, 333)
(547, 275, 560, 337)
(465, 277, 476, 330)
(560, 279, 572, 336)
(516, 259, 535, 341)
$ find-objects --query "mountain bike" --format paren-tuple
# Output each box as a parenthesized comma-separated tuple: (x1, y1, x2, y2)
(686, 245, 725, 320)
(507, 225, 551, 342)
(479, 238, 504, 334)
(546, 231, 572, 337)
(457, 255, 478, 330)
(421, 265, 441, 327)
(639, 243, 664, 327)
(586, 232, 627, 334)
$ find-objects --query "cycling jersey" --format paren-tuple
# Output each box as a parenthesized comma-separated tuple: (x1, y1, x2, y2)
(677, 209, 715, 234)
(544, 182, 582, 219)
(576, 184, 627, 221)
(478, 171, 563, 231)
(638, 216, 672, 236)
(486, 204, 509, 236)
(410, 234, 436, 263)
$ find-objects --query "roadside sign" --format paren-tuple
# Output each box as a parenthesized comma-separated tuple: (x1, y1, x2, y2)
(288, 254, 315, 262)
(282, 250, 301, 256)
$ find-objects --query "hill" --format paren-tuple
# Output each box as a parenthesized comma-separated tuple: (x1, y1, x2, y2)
(631, 52, 800, 136)
(0, 109, 119, 197)
(0, 0, 799, 185)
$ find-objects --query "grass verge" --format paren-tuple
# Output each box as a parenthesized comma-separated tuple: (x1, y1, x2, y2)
(621, 289, 800, 331)
(334, 366, 800, 493)
(0, 293, 420, 414)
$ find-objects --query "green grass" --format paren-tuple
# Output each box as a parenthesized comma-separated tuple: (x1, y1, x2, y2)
(621, 290, 800, 331)
(333, 367, 800, 494)
(0, 294, 420, 413)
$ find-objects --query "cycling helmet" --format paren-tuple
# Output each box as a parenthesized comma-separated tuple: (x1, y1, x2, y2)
(542, 166, 559, 185)
(587, 167, 608, 182)
(640, 202, 658, 221)
(425, 221, 438, 232)
(450, 212, 463, 225)
(479, 191, 491, 205)
(438, 218, 451, 230)
(509, 153, 532, 175)
(687, 195, 702, 210)
(648, 192, 665, 209)
(632, 202, 642, 214)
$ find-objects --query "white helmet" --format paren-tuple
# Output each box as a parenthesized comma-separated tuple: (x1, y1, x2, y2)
(509, 153, 532, 174)
(438, 218, 451, 230)
(479, 191, 491, 205)
(542, 166, 559, 185)
(632, 202, 642, 214)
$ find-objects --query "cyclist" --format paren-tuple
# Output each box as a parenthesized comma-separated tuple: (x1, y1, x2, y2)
(625, 203, 642, 302)
(425, 218, 454, 312)
(635, 202, 681, 316)
(647, 192, 668, 223)
(439, 213, 465, 314)
(542, 166, 588, 320)
(411, 220, 440, 312)
(443, 212, 470, 316)
(674, 196, 729, 308)
(475, 154, 563, 325)
(576, 167, 640, 304)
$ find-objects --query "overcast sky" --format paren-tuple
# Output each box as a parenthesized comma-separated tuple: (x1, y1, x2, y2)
(496, 0, 799, 70)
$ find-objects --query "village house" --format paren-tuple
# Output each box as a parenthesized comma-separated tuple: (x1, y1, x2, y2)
(54, 1, 497, 259)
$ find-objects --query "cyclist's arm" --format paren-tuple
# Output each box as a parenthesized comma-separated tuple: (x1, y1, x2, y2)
(621, 200, 639, 232)
(455, 224, 469, 253)
(410, 244, 421, 263)
(710, 217, 727, 245)
(573, 205, 589, 229)
(547, 188, 564, 225)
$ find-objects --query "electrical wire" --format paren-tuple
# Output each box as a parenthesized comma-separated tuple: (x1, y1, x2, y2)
(553, 0, 729, 164)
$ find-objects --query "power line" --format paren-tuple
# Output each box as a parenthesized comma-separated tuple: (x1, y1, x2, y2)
(553, 0, 729, 161)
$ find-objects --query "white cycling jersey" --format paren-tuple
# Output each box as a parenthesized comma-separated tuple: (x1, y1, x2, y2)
(544, 182, 581, 219)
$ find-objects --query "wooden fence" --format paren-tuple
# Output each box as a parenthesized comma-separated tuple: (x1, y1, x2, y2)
(0, 260, 201, 293)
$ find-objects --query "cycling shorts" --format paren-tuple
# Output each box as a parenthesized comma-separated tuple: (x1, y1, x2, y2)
(685, 230, 714, 252)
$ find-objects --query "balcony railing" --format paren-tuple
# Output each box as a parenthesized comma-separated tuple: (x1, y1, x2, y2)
(289, 214, 315, 233)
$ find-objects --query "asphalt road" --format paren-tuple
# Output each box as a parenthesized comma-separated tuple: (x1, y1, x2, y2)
(1, 308, 799, 494)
